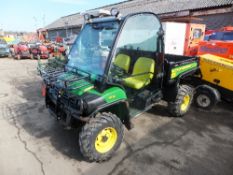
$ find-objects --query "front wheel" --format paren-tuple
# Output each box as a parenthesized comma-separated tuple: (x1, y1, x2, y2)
(168, 85, 194, 117)
(79, 112, 124, 162)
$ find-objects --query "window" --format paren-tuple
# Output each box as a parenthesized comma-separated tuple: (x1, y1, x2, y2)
(115, 14, 160, 52)
(68, 21, 120, 76)
(193, 29, 202, 39)
(109, 14, 161, 80)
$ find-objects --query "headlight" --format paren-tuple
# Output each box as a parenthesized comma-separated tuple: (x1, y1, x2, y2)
(111, 8, 119, 17)
(84, 14, 90, 21)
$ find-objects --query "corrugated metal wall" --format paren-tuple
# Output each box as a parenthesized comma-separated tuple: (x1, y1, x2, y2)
(47, 12, 232, 41)
(192, 12, 233, 30)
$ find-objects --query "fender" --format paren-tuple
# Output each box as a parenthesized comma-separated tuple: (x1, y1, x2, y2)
(87, 100, 132, 129)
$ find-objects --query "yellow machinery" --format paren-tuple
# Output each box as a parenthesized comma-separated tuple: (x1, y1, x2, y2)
(191, 54, 233, 109)
(200, 54, 233, 91)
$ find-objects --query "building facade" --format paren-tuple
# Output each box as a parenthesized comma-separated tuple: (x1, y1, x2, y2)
(45, 0, 233, 41)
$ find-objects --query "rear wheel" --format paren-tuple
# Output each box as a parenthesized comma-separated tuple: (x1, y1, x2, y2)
(168, 85, 193, 117)
(79, 112, 124, 162)
(194, 85, 220, 110)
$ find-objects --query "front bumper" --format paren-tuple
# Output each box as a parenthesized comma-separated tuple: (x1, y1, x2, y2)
(20, 51, 31, 58)
(46, 87, 83, 123)
(40, 53, 49, 59)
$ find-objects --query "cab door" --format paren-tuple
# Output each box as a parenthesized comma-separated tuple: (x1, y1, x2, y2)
(109, 13, 164, 90)
(108, 13, 164, 116)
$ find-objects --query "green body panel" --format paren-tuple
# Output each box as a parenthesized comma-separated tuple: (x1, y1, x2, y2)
(71, 80, 94, 96)
(171, 62, 198, 79)
(98, 87, 127, 103)
(82, 86, 127, 103)
(58, 72, 127, 103)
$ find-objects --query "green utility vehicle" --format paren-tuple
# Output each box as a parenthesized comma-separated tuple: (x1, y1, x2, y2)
(38, 9, 199, 161)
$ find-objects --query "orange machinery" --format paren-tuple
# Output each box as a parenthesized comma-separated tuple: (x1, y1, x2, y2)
(198, 40, 233, 60)
(197, 26, 233, 60)
(163, 22, 206, 56)
(184, 23, 206, 56)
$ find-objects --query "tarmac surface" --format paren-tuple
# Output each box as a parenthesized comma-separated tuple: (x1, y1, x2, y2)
(0, 57, 233, 175)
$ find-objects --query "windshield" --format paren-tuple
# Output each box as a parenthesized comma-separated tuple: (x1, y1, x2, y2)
(68, 21, 120, 76)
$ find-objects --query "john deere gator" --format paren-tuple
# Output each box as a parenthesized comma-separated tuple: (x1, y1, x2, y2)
(38, 9, 199, 161)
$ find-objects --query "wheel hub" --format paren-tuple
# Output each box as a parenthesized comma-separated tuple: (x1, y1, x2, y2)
(181, 95, 190, 111)
(95, 127, 118, 154)
(197, 94, 211, 107)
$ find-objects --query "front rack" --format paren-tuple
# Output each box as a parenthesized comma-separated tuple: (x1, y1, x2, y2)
(37, 58, 93, 92)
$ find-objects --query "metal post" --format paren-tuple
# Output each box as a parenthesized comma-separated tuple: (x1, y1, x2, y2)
(65, 21, 68, 38)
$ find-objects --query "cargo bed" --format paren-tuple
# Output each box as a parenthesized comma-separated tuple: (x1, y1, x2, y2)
(164, 54, 199, 84)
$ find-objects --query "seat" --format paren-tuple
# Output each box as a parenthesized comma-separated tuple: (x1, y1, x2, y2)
(123, 57, 155, 90)
(113, 54, 131, 73)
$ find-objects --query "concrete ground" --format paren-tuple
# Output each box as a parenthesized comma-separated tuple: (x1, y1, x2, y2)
(0, 57, 233, 175)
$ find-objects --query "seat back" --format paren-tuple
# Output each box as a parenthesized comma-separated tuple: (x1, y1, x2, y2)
(132, 57, 155, 80)
(114, 54, 131, 73)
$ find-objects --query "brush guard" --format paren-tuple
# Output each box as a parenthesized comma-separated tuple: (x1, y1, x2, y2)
(38, 58, 93, 126)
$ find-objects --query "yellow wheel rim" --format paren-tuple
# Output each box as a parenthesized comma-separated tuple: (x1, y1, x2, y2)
(95, 127, 118, 154)
(181, 95, 190, 111)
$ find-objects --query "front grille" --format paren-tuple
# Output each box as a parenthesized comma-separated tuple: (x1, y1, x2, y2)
(48, 88, 58, 104)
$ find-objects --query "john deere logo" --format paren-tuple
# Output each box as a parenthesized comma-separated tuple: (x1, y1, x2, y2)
(171, 62, 197, 79)
(108, 95, 116, 100)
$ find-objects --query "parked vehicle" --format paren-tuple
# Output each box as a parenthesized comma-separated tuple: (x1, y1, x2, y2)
(38, 9, 199, 162)
(185, 54, 233, 110)
(30, 43, 50, 59)
(183, 26, 233, 109)
(0, 39, 10, 57)
(13, 42, 32, 60)
(45, 43, 55, 56)
(54, 43, 67, 57)
(44, 42, 67, 58)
